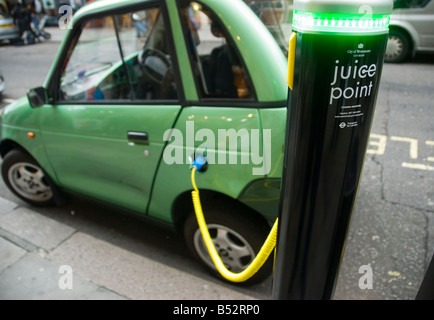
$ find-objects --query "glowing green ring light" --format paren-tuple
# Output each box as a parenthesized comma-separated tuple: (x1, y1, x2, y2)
(292, 10, 390, 34)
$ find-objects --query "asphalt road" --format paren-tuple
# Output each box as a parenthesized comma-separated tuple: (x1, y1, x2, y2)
(0, 27, 433, 300)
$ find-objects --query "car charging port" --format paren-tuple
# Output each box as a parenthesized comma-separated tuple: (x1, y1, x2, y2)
(192, 154, 208, 172)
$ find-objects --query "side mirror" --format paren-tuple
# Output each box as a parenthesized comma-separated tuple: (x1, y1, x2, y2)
(27, 87, 49, 108)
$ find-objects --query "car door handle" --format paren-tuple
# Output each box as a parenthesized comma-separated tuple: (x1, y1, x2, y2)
(127, 131, 149, 144)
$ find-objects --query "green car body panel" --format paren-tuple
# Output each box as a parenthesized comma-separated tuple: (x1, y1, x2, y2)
(0, 0, 288, 229)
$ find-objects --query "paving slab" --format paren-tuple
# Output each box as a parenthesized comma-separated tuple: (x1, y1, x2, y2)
(0, 237, 26, 273)
(0, 197, 18, 215)
(48, 232, 255, 300)
(0, 252, 126, 300)
(0, 207, 75, 251)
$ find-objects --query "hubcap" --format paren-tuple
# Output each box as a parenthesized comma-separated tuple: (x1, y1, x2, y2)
(8, 162, 53, 202)
(385, 35, 404, 61)
(193, 223, 255, 273)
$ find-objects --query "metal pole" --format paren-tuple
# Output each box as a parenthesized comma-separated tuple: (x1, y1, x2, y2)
(416, 255, 434, 300)
(272, 0, 393, 300)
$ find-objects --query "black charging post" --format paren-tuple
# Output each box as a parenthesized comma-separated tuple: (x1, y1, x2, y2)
(272, 0, 393, 299)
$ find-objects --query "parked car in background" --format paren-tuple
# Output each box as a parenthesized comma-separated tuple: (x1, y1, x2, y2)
(0, 8, 20, 43)
(385, 0, 434, 62)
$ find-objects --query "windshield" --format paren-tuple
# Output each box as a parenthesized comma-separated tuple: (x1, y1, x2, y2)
(243, 0, 293, 56)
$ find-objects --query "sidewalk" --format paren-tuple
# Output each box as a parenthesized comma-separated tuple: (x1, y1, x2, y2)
(0, 196, 256, 300)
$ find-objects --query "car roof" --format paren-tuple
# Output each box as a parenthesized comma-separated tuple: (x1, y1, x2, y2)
(73, 0, 148, 19)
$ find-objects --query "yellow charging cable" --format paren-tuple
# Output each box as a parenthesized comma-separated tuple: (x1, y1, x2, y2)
(191, 166, 278, 283)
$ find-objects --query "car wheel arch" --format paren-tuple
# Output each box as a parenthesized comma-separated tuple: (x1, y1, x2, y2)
(0, 139, 27, 159)
(0, 141, 66, 206)
(386, 27, 414, 63)
(388, 25, 416, 56)
(171, 188, 269, 234)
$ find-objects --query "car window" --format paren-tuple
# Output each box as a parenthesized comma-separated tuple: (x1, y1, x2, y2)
(393, 0, 431, 8)
(179, 0, 255, 101)
(58, 7, 178, 102)
(243, 0, 292, 56)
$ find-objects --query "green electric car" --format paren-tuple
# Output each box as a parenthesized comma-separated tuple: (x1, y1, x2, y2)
(0, 0, 288, 283)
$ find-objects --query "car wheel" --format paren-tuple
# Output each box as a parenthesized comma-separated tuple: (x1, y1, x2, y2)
(385, 29, 410, 63)
(184, 204, 273, 285)
(1, 149, 55, 206)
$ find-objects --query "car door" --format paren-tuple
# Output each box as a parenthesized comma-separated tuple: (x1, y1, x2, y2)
(146, 0, 272, 222)
(173, 0, 263, 173)
(39, 4, 183, 214)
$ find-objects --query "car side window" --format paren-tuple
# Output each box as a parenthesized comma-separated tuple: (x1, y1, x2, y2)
(58, 7, 178, 102)
(393, 0, 431, 8)
(180, 1, 255, 101)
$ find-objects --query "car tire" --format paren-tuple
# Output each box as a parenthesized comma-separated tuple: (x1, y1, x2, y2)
(1, 149, 56, 206)
(385, 29, 411, 63)
(183, 203, 274, 285)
